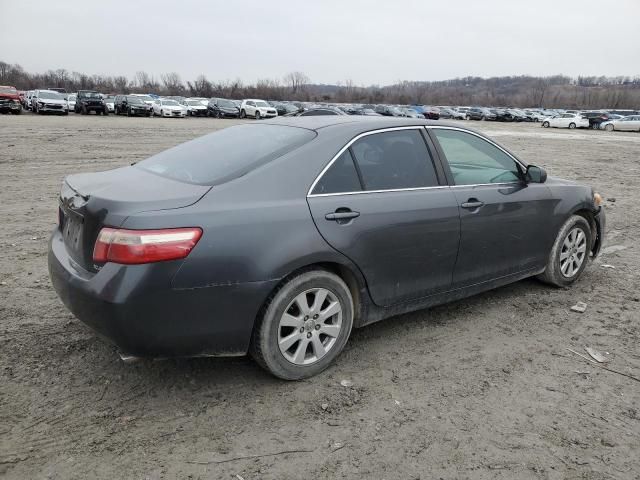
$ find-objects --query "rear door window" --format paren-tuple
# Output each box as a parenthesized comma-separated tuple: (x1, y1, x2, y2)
(350, 129, 439, 190)
(137, 124, 316, 186)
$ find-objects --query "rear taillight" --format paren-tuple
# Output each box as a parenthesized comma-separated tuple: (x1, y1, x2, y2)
(93, 227, 202, 265)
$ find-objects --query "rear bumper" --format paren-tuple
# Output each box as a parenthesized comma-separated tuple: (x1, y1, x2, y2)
(48, 228, 277, 358)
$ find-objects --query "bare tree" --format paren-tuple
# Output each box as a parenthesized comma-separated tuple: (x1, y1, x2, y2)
(283, 71, 309, 95)
(161, 72, 183, 95)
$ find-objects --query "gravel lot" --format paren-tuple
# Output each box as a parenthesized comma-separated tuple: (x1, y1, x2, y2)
(1, 113, 639, 480)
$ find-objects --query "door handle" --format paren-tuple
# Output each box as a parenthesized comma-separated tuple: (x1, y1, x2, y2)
(461, 199, 484, 209)
(325, 210, 360, 221)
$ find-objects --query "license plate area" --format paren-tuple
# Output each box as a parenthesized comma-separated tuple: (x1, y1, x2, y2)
(61, 206, 84, 253)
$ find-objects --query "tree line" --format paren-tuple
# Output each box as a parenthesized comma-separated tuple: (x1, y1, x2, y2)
(1, 60, 638, 109)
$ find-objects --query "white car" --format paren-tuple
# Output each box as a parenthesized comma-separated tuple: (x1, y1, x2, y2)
(32, 90, 69, 115)
(541, 113, 589, 129)
(103, 95, 115, 113)
(600, 115, 640, 132)
(239, 99, 278, 119)
(153, 98, 187, 118)
(185, 99, 208, 117)
(66, 94, 76, 112)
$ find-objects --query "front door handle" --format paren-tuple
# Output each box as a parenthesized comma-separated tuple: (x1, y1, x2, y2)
(461, 199, 484, 209)
(325, 210, 360, 221)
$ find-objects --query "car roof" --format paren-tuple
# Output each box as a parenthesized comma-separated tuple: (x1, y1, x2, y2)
(263, 116, 445, 131)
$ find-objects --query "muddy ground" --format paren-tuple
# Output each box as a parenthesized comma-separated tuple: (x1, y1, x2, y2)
(0, 113, 639, 480)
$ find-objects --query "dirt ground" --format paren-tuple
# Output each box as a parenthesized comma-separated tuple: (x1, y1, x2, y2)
(1, 113, 639, 480)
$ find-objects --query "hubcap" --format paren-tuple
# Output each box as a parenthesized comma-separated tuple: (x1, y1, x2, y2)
(278, 288, 342, 366)
(560, 227, 587, 278)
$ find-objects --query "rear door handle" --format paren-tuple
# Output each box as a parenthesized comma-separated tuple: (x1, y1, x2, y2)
(325, 210, 360, 221)
(461, 200, 485, 209)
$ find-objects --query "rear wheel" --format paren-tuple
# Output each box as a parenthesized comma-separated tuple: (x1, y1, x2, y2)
(542, 121, 549, 128)
(568, 122, 576, 129)
(250, 270, 354, 380)
(537, 215, 591, 287)
(605, 124, 614, 132)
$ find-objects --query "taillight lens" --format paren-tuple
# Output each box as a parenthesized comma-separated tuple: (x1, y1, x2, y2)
(93, 227, 202, 265)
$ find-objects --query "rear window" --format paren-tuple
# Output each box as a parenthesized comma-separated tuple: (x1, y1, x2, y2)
(136, 124, 316, 186)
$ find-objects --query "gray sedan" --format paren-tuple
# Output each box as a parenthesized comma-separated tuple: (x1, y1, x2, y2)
(48, 117, 605, 379)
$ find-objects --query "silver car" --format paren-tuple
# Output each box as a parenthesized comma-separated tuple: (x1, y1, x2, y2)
(600, 115, 640, 132)
(32, 90, 69, 115)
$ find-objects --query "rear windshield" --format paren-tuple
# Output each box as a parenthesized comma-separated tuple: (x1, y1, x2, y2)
(136, 124, 316, 186)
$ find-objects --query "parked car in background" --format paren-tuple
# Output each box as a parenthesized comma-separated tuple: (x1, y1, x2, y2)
(66, 94, 76, 112)
(103, 95, 116, 113)
(239, 99, 278, 119)
(32, 90, 69, 115)
(524, 110, 546, 122)
(400, 107, 424, 119)
(600, 115, 640, 132)
(48, 117, 605, 380)
(422, 106, 440, 120)
(185, 99, 208, 116)
(152, 98, 187, 117)
(293, 107, 347, 116)
(467, 107, 496, 121)
(542, 113, 589, 129)
(374, 105, 403, 116)
(0, 86, 22, 115)
(491, 109, 516, 122)
(129, 94, 156, 109)
(115, 95, 152, 117)
(76, 90, 108, 115)
(438, 107, 466, 120)
(582, 111, 614, 130)
(207, 98, 241, 118)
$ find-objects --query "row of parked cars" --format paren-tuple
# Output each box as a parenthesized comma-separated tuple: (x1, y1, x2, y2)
(4, 86, 639, 132)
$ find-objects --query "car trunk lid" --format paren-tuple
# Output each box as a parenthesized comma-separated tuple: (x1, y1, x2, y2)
(58, 166, 210, 272)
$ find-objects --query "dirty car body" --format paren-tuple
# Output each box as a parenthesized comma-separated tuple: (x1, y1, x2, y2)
(48, 117, 605, 364)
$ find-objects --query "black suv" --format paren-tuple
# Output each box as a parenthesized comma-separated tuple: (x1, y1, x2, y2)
(75, 90, 107, 115)
(582, 111, 613, 129)
(114, 95, 152, 117)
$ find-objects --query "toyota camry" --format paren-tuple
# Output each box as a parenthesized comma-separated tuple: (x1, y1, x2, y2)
(48, 117, 605, 379)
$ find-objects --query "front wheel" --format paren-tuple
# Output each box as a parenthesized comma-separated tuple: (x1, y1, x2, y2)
(605, 124, 614, 132)
(542, 121, 550, 128)
(537, 215, 592, 287)
(239, 109, 246, 118)
(568, 122, 576, 129)
(250, 270, 354, 380)
(255, 110, 261, 120)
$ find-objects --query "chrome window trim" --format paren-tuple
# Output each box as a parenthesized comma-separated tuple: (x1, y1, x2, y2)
(307, 125, 434, 198)
(306, 124, 526, 198)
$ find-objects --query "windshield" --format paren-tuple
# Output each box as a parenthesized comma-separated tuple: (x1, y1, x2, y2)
(218, 99, 236, 108)
(127, 96, 144, 104)
(136, 95, 153, 102)
(137, 124, 316, 186)
(67, 94, 76, 101)
(187, 100, 203, 106)
(255, 101, 269, 107)
(39, 91, 64, 100)
(162, 100, 180, 106)
(80, 92, 101, 98)
(104, 96, 115, 101)
(0, 86, 18, 94)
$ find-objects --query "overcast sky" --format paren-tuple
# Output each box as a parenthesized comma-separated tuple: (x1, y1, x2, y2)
(1, 0, 638, 86)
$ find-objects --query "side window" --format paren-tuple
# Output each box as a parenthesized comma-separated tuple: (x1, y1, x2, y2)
(350, 129, 439, 190)
(312, 150, 362, 195)
(432, 129, 521, 185)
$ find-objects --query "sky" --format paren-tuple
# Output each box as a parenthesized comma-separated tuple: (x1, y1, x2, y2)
(1, 0, 638, 86)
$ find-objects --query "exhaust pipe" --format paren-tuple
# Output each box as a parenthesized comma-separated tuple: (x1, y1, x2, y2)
(118, 352, 142, 364)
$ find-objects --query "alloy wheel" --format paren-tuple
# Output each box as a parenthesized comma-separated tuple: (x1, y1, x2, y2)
(277, 288, 342, 366)
(560, 227, 587, 278)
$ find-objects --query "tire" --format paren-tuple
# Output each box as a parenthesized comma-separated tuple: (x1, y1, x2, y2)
(255, 111, 261, 120)
(240, 109, 246, 118)
(605, 124, 614, 132)
(103, 107, 109, 116)
(568, 122, 576, 129)
(542, 121, 550, 128)
(250, 269, 354, 380)
(537, 215, 592, 287)
(81, 105, 87, 115)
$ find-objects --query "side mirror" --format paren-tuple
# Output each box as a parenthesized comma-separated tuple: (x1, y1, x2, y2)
(525, 165, 547, 183)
